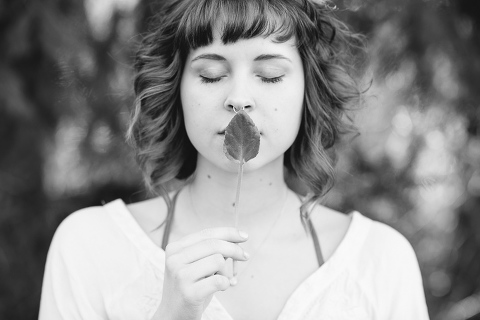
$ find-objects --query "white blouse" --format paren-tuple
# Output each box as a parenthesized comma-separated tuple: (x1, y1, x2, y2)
(39, 199, 430, 320)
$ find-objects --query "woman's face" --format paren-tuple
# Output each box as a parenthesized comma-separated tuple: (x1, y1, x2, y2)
(180, 33, 305, 173)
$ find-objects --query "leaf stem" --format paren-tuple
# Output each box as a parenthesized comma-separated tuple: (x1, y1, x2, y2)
(233, 159, 244, 277)
(234, 159, 244, 227)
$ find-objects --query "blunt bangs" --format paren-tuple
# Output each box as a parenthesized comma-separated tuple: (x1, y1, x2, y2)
(174, 0, 308, 56)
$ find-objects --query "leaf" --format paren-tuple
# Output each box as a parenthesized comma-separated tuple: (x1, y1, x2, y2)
(223, 110, 260, 163)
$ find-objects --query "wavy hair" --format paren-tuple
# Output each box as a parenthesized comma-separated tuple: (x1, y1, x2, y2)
(127, 0, 365, 222)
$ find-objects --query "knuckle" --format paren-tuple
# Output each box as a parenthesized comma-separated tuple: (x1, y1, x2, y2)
(182, 251, 194, 263)
(165, 255, 177, 271)
(213, 253, 225, 267)
(200, 228, 213, 237)
(176, 267, 189, 281)
(165, 258, 175, 271)
(236, 245, 244, 257)
(165, 243, 177, 256)
(205, 238, 219, 250)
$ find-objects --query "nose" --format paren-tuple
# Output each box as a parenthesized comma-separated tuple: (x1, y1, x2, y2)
(223, 79, 255, 113)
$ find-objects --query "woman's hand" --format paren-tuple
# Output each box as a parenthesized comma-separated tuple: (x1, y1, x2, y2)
(153, 227, 249, 320)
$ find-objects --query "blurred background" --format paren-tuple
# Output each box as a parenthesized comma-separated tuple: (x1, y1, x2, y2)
(0, 0, 479, 319)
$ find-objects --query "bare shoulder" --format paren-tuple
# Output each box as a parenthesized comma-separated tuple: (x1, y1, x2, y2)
(309, 204, 353, 236)
(308, 204, 353, 261)
(127, 196, 168, 235)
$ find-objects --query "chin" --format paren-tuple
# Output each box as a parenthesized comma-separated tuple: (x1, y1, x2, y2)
(242, 154, 284, 173)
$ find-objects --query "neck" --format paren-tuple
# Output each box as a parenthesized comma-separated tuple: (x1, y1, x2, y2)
(187, 154, 290, 231)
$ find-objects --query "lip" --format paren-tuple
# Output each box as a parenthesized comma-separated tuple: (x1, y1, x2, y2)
(218, 130, 263, 135)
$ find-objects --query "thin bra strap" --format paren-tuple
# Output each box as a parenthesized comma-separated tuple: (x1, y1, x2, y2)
(307, 217, 324, 267)
(161, 189, 181, 250)
(296, 193, 324, 267)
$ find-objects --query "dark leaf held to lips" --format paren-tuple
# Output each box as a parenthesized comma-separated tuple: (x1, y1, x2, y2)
(223, 110, 260, 163)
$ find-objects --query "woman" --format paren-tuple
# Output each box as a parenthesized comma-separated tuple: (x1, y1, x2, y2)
(39, 0, 430, 319)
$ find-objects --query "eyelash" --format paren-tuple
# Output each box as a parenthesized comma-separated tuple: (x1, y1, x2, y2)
(200, 76, 222, 84)
(261, 76, 283, 84)
(200, 76, 284, 84)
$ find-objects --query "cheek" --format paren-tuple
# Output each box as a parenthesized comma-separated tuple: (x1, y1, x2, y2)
(276, 101, 303, 146)
(269, 84, 304, 131)
(181, 93, 200, 143)
(181, 78, 203, 130)
(288, 79, 305, 131)
(181, 78, 221, 116)
(182, 105, 207, 146)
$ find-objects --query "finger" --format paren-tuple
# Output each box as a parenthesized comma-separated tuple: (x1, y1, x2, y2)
(188, 275, 233, 301)
(182, 253, 228, 281)
(179, 239, 249, 264)
(167, 227, 248, 253)
(216, 257, 234, 279)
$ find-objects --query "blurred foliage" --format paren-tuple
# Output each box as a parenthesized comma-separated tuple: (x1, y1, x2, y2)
(0, 0, 479, 319)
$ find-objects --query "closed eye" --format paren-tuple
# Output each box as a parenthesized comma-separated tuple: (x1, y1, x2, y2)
(261, 76, 284, 84)
(200, 76, 223, 84)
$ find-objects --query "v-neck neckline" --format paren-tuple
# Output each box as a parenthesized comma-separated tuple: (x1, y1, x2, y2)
(105, 199, 372, 320)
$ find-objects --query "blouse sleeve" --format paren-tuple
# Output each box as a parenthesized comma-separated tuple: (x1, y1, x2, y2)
(39, 209, 106, 320)
(374, 224, 430, 320)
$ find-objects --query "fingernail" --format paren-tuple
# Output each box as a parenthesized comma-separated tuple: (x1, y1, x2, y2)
(244, 251, 250, 259)
(230, 277, 238, 286)
(239, 230, 248, 239)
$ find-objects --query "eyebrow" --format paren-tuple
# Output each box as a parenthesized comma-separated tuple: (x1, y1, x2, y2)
(254, 54, 292, 62)
(191, 53, 292, 63)
(191, 54, 226, 62)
